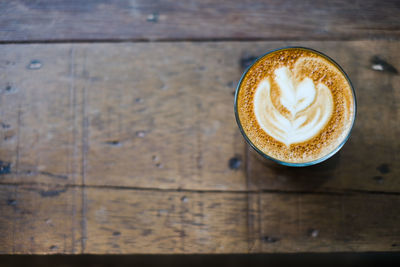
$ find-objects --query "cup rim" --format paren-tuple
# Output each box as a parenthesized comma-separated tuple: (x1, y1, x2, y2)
(234, 46, 357, 167)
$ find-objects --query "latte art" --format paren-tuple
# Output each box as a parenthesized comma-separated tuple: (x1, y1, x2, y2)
(254, 66, 334, 146)
(236, 47, 355, 164)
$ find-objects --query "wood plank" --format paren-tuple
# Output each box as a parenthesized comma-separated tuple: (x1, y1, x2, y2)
(0, 43, 247, 190)
(259, 193, 400, 252)
(2, 184, 400, 254)
(1, 0, 400, 42)
(83, 43, 246, 190)
(85, 188, 400, 253)
(0, 184, 81, 254)
(85, 188, 251, 254)
(0, 45, 83, 185)
(1, 41, 399, 192)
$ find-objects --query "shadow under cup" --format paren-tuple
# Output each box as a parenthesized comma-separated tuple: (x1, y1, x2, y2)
(234, 47, 357, 167)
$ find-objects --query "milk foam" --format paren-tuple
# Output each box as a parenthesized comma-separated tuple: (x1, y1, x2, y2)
(254, 66, 334, 146)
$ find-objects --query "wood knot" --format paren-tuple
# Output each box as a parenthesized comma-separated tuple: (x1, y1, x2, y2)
(371, 56, 398, 74)
(147, 12, 159, 22)
(308, 229, 319, 238)
(105, 140, 121, 146)
(377, 164, 390, 174)
(6, 199, 17, 206)
(27, 59, 42, 70)
(229, 156, 241, 170)
(0, 161, 11, 175)
(261, 236, 280, 243)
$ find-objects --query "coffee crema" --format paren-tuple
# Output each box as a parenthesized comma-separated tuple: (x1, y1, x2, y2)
(236, 48, 355, 164)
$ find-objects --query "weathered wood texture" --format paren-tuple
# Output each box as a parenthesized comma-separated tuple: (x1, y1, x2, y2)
(82, 44, 247, 190)
(0, 41, 400, 254)
(258, 193, 400, 252)
(0, 184, 81, 254)
(3, 185, 399, 254)
(1, 0, 400, 42)
(1, 41, 399, 192)
(87, 189, 400, 253)
(85, 188, 250, 254)
(0, 45, 83, 186)
(0, 42, 247, 189)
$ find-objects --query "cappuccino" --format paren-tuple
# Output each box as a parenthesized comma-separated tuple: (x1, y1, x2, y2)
(235, 47, 355, 165)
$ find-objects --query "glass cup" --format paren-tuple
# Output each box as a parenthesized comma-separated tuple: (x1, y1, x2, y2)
(234, 46, 357, 167)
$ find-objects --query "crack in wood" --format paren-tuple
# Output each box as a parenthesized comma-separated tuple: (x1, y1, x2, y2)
(39, 188, 68, 197)
(69, 45, 78, 253)
(2, 182, 400, 196)
(80, 49, 89, 253)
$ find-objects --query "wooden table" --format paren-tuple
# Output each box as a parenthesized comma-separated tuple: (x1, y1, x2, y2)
(0, 0, 399, 254)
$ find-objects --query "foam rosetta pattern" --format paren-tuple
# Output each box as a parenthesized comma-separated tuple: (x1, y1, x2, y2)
(254, 64, 334, 146)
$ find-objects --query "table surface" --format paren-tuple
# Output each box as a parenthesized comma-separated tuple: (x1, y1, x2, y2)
(0, 0, 399, 254)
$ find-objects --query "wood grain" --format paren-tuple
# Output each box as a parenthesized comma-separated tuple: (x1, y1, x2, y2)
(0, 1, 399, 255)
(0, 45, 83, 186)
(0, 184, 81, 254)
(84, 188, 400, 253)
(85, 188, 250, 254)
(83, 43, 246, 190)
(1, 184, 400, 253)
(0, 185, 15, 253)
(1, 41, 399, 192)
(259, 193, 400, 252)
(1, 0, 399, 42)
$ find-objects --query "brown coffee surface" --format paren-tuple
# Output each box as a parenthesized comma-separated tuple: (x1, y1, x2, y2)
(236, 48, 355, 163)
